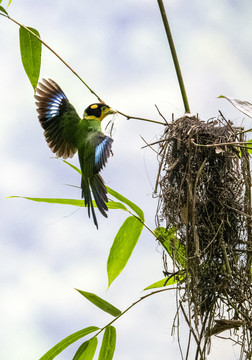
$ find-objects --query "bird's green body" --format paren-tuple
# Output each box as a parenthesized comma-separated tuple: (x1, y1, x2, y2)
(35, 78, 114, 228)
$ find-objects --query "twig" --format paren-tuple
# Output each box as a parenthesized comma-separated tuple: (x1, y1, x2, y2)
(116, 110, 167, 126)
(155, 104, 169, 125)
(166, 156, 181, 172)
(142, 138, 171, 149)
(180, 301, 203, 358)
(192, 158, 207, 258)
(192, 139, 252, 149)
(140, 135, 158, 154)
(219, 234, 232, 276)
(185, 330, 192, 360)
(154, 141, 169, 194)
(200, 220, 224, 254)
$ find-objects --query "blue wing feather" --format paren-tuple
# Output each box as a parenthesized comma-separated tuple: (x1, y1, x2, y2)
(94, 135, 113, 172)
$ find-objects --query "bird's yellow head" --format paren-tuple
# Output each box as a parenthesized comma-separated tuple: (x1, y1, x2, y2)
(83, 103, 115, 121)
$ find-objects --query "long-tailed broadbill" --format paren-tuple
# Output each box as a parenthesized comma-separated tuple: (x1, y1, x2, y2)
(35, 78, 115, 229)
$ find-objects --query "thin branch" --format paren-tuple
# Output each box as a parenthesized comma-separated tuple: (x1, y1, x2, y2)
(192, 158, 207, 258)
(192, 139, 252, 149)
(140, 135, 159, 154)
(180, 301, 203, 358)
(154, 141, 169, 194)
(155, 104, 169, 125)
(117, 110, 167, 126)
(142, 138, 172, 149)
(219, 235, 232, 276)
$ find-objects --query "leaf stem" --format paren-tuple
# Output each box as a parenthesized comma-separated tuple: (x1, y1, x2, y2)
(93, 286, 177, 339)
(157, 0, 190, 114)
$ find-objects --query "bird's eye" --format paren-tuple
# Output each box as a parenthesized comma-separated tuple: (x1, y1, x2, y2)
(102, 105, 109, 112)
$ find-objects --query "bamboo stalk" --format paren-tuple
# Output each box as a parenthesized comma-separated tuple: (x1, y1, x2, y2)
(157, 0, 191, 114)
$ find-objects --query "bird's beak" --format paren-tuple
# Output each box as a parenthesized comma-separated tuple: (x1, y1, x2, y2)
(99, 106, 117, 121)
(105, 107, 116, 116)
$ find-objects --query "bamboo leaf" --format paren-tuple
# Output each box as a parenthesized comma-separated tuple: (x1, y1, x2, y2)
(107, 216, 143, 287)
(72, 338, 98, 360)
(63, 159, 82, 174)
(0, 5, 8, 15)
(72, 341, 89, 360)
(98, 326, 116, 360)
(219, 95, 252, 118)
(19, 26, 41, 89)
(75, 290, 121, 317)
(107, 187, 144, 221)
(8, 0, 12, 6)
(7, 196, 128, 211)
(154, 227, 186, 268)
(39, 326, 99, 360)
(144, 275, 182, 290)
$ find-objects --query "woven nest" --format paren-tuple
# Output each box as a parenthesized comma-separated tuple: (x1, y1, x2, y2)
(156, 114, 252, 359)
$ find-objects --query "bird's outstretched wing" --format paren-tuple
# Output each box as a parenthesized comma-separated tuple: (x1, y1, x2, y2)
(79, 133, 113, 228)
(35, 78, 80, 159)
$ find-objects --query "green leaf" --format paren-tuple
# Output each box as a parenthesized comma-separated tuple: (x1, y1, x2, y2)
(154, 227, 186, 268)
(73, 338, 98, 360)
(7, 196, 128, 211)
(144, 275, 182, 290)
(218, 95, 252, 118)
(8, 0, 12, 6)
(8, 196, 85, 206)
(0, 5, 8, 15)
(98, 326, 116, 360)
(75, 290, 121, 317)
(107, 187, 144, 221)
(19, 26, 41, 89)
(107, 216, 143, 287)
(39, 326, 99, 360)
(72, 341, 89, 360)
(63, 159, 82, 174)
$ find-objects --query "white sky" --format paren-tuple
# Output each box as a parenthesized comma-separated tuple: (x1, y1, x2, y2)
(0, 0, 251, 359)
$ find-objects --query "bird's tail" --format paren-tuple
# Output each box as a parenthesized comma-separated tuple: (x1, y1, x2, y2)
(81, 174, 108, 229)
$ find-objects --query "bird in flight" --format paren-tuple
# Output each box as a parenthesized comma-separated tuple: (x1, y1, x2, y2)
(35, 78, 115, 229)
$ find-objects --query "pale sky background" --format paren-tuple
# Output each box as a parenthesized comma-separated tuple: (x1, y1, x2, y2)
(0, 1, 252, 359)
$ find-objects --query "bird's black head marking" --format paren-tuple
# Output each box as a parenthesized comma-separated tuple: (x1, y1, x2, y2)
(84, 103, 109, 118)
(84, 103, 113, 120)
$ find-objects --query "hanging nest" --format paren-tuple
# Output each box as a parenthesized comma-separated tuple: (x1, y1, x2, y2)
(155, 114, 252, 359)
